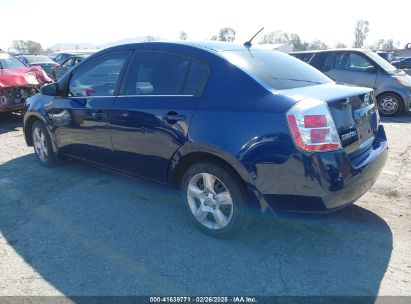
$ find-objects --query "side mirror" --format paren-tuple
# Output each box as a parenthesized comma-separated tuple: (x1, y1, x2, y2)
(41, 83, 59, 96)
(366, 66, 377, 73)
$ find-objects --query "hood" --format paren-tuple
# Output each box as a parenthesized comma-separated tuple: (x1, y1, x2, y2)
(0, 66, 51, 88)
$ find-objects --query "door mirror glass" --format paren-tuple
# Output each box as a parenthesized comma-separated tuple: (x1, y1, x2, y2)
(41, 83, 59, 96)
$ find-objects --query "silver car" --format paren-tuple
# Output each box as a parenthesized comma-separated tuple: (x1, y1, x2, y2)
(291, 49, 411, 116)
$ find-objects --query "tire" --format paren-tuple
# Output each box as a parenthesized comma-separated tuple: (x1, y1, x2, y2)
(181, 161, 252, 238)
(31, 120, 59, 167)
(377, 93, 404, 117)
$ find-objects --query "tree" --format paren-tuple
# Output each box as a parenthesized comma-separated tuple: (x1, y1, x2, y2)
(353, 20, 370, 48)
(144, 35, 156, 42)
(382, 39, 394, 50)
(289, 33, 306, 51)
(308, 39, 328, 50)
(218, 28, 236, 42)
(261, 30, 289, 44)
(210, 35, 217, 41)
(336, 42, 347, 48)
(11, 40, 43, 54)
(11, 40, 26, 54)
(179, 31, 187, 40)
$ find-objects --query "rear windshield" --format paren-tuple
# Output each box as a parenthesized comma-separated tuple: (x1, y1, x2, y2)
(24, 55, 54, 64)
(0, 53, 26, 69)
(222, 50, 332, 90)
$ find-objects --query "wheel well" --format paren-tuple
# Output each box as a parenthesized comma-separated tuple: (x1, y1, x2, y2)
(172, 152, 247, 192)
(376, 91, 404, 103)
(24, 115, 40, 146)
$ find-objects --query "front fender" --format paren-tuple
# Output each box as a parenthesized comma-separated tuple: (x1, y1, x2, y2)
(23, 94, 58, 153)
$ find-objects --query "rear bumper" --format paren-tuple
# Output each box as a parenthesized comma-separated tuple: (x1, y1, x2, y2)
(253, 125, 388, 214)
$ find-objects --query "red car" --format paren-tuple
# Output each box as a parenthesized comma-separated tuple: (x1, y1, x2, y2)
(0, 52, 51, 113)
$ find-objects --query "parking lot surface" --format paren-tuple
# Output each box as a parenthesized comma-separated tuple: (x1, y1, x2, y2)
(0, 112, 410, 297)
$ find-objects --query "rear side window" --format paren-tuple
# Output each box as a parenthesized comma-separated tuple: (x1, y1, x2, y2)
(69, 52, 130, 97)
(292, 53, 314, 63)
(183, 61, 211, 96)
(223, 50, 332, 90)
(124, 51, 191, 95)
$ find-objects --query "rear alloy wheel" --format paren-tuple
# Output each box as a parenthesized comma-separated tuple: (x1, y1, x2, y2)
(182, 162, 251, 238)
(377, 93, 404, 117)
(32, 120, 58, 167)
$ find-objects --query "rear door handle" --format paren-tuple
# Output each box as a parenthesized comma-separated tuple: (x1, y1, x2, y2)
(163, 112, 186, 124)
(92, 111, 107, 121)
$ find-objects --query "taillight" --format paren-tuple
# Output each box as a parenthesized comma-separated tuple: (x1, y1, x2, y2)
(287, 99, 342, 152)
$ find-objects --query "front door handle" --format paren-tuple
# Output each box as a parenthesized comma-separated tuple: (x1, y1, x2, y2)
(163, 112, 186, 124)
(92, 111, 107, 121)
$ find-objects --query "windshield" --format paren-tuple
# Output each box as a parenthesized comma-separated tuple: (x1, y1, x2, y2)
(23, 55, 54, 64)
(222, 50, 333, 90)
(0, 53, 26, 69)
(367, 51, 397, 74)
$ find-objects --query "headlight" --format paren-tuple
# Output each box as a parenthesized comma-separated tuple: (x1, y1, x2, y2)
(396, 76, 411, 87)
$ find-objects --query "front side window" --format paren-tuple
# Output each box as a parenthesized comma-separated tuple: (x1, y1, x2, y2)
(334, 53, 374, 72)
(124, 51, 191, 95)
(62, 58, 74, 68)
(69, 52, 130, 97)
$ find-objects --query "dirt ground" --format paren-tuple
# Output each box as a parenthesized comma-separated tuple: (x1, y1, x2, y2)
(0, 111, 410, 297)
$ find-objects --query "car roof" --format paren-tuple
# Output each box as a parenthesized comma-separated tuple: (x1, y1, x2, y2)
(291, 48, 372, 54)
(99, 41, 273, 55)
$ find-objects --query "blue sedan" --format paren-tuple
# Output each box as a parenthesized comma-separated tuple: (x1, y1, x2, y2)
(23, 41, 388, 237)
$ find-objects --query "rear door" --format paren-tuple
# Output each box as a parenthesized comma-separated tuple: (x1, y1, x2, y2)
(110, 50, 210, 182)
(52, 51, 131, 165)
(322, 52, 377, 89)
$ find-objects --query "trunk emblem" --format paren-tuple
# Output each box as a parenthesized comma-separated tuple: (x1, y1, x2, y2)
(341, 130, 358, 141)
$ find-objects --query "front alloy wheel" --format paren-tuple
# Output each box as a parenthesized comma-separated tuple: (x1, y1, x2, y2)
(31, 120, 58, 166)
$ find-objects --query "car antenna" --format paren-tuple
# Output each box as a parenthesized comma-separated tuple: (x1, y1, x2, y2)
(244, 27, 264, 48)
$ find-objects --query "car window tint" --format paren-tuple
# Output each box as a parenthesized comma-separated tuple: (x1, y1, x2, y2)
(124, 52, 190, 95)
(292, 53, 314, 63)
(69, 52, 129, 97)
(223, 50, 332, 90)
(183, 61, 211, 96)
(323, 53, 335, 69)
(62, 58, 73, 68)
(335, 53, 373, 72)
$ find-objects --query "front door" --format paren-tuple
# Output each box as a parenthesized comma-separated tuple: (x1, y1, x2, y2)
(52, 51, 131, 165)
(110, 51, 211, 182)
(324, 52, 377, 89)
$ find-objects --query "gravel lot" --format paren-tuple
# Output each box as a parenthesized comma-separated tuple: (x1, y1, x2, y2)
(0, 111, 410, 297)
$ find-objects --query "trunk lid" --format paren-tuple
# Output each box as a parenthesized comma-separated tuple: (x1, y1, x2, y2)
(282, 83, 379, 158)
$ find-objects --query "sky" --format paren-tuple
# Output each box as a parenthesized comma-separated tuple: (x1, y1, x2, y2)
(0, 0, 409, 50)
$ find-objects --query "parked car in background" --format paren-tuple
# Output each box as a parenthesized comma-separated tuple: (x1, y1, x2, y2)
(23, 42, 388, 237)
(51, 54, 89, 81)
(17, 55, 59, 78)
(391, 57, 411, 69)
(291, 49, 411, 116)
(53, 52, 82, 64)
(376, 51, 393, 63)
(0, 52, 51, 113)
